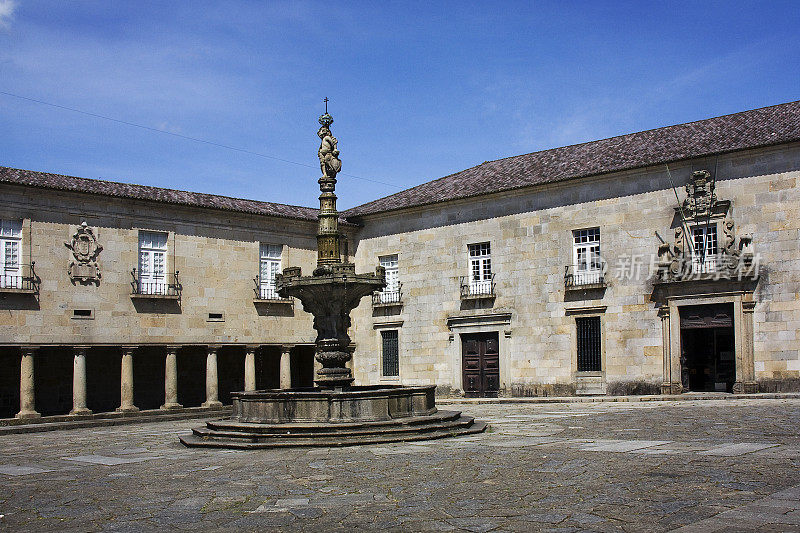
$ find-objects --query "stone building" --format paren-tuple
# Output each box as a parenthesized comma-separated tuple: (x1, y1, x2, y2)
(0, 170, 360, 418)
(346, 101, 800, 397)
(2, 100, 800, 419)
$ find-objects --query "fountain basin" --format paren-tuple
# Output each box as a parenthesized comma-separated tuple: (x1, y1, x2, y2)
(180, 385, 487, 448)
(232, 385, 436, 423)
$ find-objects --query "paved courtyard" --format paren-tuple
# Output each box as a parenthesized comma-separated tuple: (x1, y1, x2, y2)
(1, 398, 799, 532)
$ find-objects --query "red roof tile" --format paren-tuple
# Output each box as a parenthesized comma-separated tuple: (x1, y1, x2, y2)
(0, 166, 339, 224)
(344, 100, 800, 218)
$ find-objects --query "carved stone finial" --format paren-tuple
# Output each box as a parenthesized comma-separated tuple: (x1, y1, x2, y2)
(316, 110, 343, 266)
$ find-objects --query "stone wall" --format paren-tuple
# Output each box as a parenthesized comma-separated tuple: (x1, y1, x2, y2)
(0, 185, 334, 347)
(349, 142, 800, 394)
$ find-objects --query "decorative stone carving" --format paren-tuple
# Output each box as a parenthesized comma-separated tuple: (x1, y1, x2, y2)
(316, 112, 343, 266)
(682, 170, 717, 219)
(317, 113, 341, 181)
(65, 222, 102, 283)
(656, 171, 756, 283)
(276, 111, 385, 388)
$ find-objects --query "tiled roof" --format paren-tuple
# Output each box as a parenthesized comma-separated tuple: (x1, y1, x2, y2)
(0, 166, 332, 223)
(344, 100, 800, 218)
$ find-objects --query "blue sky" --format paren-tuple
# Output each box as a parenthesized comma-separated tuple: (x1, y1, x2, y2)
(1, 1, 798, 209)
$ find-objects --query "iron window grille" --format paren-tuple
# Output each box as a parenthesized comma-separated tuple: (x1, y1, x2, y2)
(576, 316, 602, 372)
(381, 330, 399, 377)
(565, 261, 607, 288)
(131, 269, 181, 297)
(460, 274, 496, 298)
(0, 263, 40, 293)
(253, 275, 292, 301)
(373, 282, 403, 305)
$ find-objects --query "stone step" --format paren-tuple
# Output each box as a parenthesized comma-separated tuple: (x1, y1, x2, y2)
(205, 409, 464, 434)
(192, 414, 476, 441)
(179, 419, 487, 449)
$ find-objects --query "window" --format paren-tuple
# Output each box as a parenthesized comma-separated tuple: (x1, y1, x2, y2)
(381, 330, 399, 377)
(572, 228, 601, 285)
(138, 231, 168, 295)
(576, 316, 602, 372)
(692, 225, 718, 273)
(1, 219, 22, 289)
(377, 254, 400, 304)
(468, 242, 492, 294)
(259, 244, 282, 299)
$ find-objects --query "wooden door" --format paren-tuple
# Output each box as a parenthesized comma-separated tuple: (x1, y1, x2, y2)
(462, 332, 500, 397)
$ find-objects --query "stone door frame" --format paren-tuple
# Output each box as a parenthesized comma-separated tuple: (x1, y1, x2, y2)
(659, 288, 756, 394)
(446, 312, 512, 395)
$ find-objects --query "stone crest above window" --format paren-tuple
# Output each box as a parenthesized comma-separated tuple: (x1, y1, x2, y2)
(656, 171, 755, 283)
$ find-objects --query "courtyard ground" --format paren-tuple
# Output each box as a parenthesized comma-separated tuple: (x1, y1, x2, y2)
(1, 398, 799, 532)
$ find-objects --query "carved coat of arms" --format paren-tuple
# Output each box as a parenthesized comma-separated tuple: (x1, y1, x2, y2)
(682, 170, 717, 219)
(65, 221, 103, 282)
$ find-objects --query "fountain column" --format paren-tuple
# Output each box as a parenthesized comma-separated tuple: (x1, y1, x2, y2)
(275, 109, 385, 390)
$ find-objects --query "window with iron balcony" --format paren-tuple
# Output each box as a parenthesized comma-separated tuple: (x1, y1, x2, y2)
(254, 243, 290, 302)
(131, 231, 180, 298)
(373, 254, 402, 306)
(0, 219, 37, 293)
(566, 228, 605, 289)
(461, 242, 495, 298)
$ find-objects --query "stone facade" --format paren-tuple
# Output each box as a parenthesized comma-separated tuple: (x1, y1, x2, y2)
(0, 183, 352, 418)
(2, 104, 800, 420)
(349, 142, 800, 396)
(0, 184, 323, 346)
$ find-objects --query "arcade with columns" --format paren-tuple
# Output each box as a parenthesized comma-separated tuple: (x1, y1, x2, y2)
(2, 344, 316, 420)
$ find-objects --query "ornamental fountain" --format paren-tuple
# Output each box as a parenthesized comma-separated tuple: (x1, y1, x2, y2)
(180, 108, 485, 448)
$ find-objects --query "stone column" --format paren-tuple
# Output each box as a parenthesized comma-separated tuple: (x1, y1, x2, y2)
(162, 346, 182, 409)
(658, 306, 681, 394)
(16, 346, 41, 419)
(117, 347, 139, 413)
(280, 345, 293, 389)
(202, 346, 222, 408)
(70, 346, 92, 416)
(734, 300, 758, 393)
(244, 346, 257, 392)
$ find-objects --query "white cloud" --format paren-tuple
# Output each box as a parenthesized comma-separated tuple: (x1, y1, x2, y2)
(0, 0, 16, 29)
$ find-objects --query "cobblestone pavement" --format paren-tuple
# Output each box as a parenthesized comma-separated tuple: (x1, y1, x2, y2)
(1, 398, 799, 532)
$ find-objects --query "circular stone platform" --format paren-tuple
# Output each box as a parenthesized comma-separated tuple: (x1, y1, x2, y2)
(180, 385, 487, 448)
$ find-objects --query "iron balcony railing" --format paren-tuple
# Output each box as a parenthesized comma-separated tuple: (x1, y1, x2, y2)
(0, 263, 40, 293)
(373, 283, 403, 306)
(689, 254, 721, 275)
(460, 274, 495, 298)
(254, 276, 292, 302)
(565, 263, 606, 289)
(131, 269, 181, 297)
